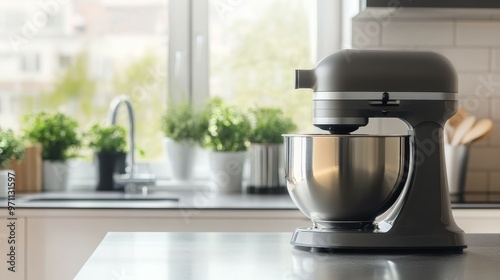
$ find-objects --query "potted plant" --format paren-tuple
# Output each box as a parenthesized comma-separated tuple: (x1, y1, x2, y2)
(23, 112, 80, 191)
(0, 128, 24, 198)
(161, 102, 205, 181)
(86, 124, 127, 191)
(248, 107, 297, 194)
(203, 103, 251, 193)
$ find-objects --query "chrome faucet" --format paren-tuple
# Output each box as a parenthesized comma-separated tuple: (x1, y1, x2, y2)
(108, 95, 136, 178)
(107, 96, 155, 193)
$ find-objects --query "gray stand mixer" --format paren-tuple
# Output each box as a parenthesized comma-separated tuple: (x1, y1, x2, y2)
(285, 50, 466, 250)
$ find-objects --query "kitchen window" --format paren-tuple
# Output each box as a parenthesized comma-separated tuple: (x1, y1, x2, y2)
(207, 0, 315, 131)
(0, 0, 169, 162)
(0, 0, 359, 185)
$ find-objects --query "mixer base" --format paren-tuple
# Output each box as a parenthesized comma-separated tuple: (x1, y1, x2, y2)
(291, 227, 467, 251)
(297, 245, 465, 254)
(313, 221, 374, 230)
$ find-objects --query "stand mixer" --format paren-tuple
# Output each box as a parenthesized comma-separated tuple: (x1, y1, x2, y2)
(285, 50, 467, 250)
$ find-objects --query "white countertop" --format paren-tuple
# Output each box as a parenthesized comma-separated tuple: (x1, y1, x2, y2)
(75, 232, 500, 280)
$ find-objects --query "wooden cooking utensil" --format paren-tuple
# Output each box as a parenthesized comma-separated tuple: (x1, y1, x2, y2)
(450, 115, 476, 146)
(444, 124, 453, 144)
(448, 107, 467, 129)
(473, 128, 493, 143)
(461, 119, 493, 145)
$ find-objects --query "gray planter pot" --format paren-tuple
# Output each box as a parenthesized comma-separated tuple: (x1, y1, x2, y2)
(248, 143, 286, 194)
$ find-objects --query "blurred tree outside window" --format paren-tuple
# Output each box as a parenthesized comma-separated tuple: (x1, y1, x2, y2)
(0, 0, 168, 160)
(209, 0, 315, 132)
(0, 0, 315, 164)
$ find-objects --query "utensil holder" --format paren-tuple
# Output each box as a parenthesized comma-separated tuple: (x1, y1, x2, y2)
(444, 144, 469, 203)
(7, 145, 42, 193)
(248, 144, 287, 194)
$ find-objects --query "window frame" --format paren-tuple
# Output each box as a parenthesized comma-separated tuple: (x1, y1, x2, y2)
(70, 0, 361, 187)
(170, 0, 360, 107)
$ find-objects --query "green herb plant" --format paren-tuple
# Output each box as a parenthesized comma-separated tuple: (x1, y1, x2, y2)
(203, 103, 251, 152)
(86, 124, 127, 153)
(161, 103, 205, 145)
(249, 107, 297, 144)
(0, 128, 24, 168)
(23, 112, 80, 161)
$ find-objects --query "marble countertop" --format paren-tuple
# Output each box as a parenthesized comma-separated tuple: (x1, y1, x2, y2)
(75, 232, 500, 280)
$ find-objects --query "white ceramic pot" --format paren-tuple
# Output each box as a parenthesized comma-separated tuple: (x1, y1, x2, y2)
(208, 151, 246, 193)
(164, 138, 196, 181)
(0, 169, 14, 198)
(43, 160, 69, 191)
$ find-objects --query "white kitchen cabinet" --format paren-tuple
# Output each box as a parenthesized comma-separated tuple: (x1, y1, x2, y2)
(1, 208, 500, 280)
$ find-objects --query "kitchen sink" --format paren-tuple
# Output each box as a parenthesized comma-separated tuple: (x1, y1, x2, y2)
(20, 192, 180, 203)
(25, 197, 179, 202)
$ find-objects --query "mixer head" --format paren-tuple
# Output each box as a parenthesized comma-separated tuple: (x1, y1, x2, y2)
(295, 50, 458, 133)
(317, 125, 361, 135)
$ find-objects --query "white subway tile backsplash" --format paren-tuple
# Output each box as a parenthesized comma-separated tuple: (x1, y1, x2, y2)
(476, 74, 500, 98)
(458, 73, 500, 99)
(456, 21, 500, 46)
(486, 121, 500, 147)
(457, 73, 486, 95)
(352, 21, 381, 48)
(489, 172, 500, 192)
(468, 147, 500, 170)
(491, 49, 500, 72)
(489, 172, 500, 201)
(381, 21, 454, 47)
(464, 194, 489, 202)
(491, 98, 500, 121)
(488, 194, 500, 202)
(464, 171, 488, 192)
(458, 95, 490, 119)
(433, 48, 489, 72)
(351, 14, 500, 200)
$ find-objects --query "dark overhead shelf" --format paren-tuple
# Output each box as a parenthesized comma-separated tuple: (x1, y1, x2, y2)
(368, 0, 500, 8)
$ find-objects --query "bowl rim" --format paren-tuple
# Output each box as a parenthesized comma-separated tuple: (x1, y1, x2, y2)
(282, 133, 409, 138)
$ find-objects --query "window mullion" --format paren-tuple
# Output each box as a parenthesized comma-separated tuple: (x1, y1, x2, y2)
(190, 0, 209, 110)
(316, 0, 342, 62)
(168, 0, 192, 104)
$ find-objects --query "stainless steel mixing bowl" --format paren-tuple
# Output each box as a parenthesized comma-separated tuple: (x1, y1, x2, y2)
(284, 134, 409, 226)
